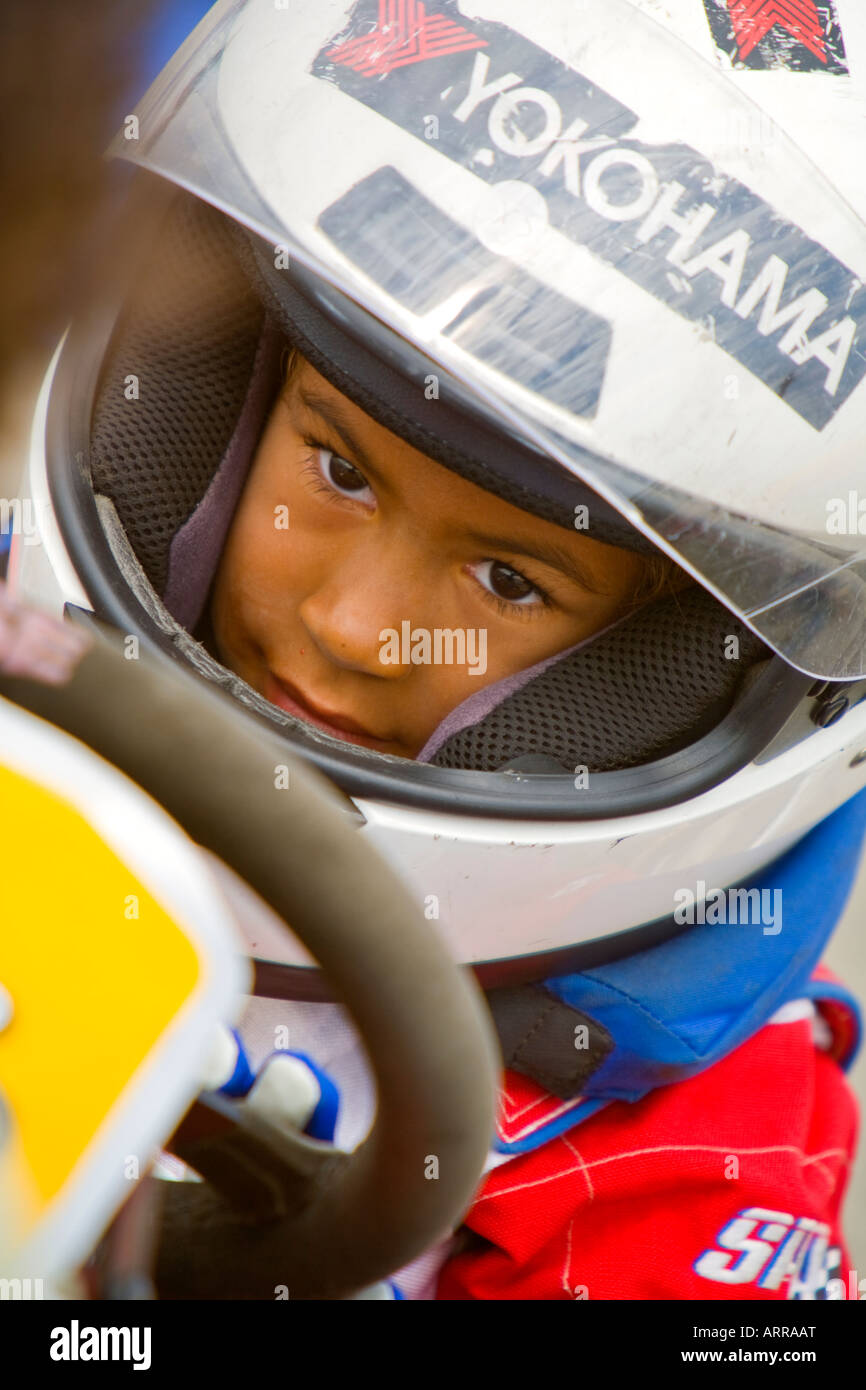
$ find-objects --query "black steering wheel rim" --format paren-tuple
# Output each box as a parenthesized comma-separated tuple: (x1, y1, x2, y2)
(0, 619, 501, 1298)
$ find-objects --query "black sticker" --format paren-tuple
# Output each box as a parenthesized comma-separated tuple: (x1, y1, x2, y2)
(313, 0, 866, 429)
(319, 167, 613, 418)
(702, 0, 848, 74)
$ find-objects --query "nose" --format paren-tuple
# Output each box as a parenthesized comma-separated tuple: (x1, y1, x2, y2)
(298, 530, 428, 677)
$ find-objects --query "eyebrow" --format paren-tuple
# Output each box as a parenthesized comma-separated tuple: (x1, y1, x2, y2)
(461, 530, 605, 594)
(293, 385, 605, 594)
(293, 386, 388, 487)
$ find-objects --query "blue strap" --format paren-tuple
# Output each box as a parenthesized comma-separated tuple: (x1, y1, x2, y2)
(495, 790, 866, 1154)
(267, 1048, 341, 1143)
(216, 1029, 256, 1098)
(217, 1038, 341, 1142)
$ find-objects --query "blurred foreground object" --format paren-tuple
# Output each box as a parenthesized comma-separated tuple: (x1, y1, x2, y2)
(0, 1, 169, 418)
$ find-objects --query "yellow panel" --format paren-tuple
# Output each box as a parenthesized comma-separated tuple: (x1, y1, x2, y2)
(0, 765, 202, 1209)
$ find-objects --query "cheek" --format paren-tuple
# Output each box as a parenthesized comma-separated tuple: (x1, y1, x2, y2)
(211, 487, 284, 638)
(234, 447, 298, 571)
(414, 622, 551, 703)
(220, 502, 277, 611)
(214, 456, 335, 642)
(441, 594, 623, 692)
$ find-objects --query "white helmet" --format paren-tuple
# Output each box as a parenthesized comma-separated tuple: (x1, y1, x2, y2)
(12, 0, 866, 991)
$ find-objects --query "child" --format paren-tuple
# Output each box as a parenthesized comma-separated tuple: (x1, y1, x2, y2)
(199, 345, 865, 1302)
(17, 0, 866, 1302)
(203, 346, 683, 760)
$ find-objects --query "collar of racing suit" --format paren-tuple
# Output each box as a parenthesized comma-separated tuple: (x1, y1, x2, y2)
(486, 787, 866, 1155)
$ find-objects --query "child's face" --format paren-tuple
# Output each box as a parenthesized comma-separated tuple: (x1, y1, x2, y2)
(209, 356, 648, 759)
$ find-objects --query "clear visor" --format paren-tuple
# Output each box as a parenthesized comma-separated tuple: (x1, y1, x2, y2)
(115, 0, 866, 678)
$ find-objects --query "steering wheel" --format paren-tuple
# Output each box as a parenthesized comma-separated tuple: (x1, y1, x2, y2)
(0, 619, 500, 1299)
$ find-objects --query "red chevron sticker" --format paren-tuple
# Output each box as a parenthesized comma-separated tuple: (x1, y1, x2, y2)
(325, 0, 487, 78)
(727, 0, 827, 63)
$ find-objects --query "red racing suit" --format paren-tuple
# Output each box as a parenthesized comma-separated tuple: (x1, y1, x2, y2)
(437, 969, 861, 1301)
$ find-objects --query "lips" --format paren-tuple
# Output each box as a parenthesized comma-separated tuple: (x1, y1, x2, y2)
(264, 671, 391, 750)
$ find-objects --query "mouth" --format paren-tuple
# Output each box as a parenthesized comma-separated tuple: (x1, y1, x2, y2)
(264, 671, 393, 751)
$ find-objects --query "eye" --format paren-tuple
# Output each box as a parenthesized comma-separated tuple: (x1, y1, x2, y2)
(314, 447, 375, 503)
(473, 560, 546, 608)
